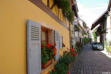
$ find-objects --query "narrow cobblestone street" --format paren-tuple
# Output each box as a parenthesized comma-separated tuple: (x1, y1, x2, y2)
(70, 44, 111, 74)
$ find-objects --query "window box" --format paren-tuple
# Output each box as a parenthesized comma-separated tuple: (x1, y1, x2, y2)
(42, 59, 53, 69)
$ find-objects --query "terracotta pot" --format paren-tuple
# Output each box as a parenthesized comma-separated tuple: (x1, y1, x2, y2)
(42, 59, 52, 69)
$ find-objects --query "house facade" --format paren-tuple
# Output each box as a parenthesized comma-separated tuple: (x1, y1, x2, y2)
(0, 0, 74, 74)
(70, 0, 79, 48)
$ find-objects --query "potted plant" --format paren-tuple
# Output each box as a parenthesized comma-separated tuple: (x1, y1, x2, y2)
(41, 43, 57, 69)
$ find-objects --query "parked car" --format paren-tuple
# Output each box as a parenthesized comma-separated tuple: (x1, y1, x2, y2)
(92, 42, 104, 51)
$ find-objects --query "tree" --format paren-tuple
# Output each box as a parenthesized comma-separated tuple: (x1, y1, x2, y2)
(92, 30, 97, 42)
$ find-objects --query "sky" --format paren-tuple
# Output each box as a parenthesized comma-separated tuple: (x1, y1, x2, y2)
(76, 0, 109, 28)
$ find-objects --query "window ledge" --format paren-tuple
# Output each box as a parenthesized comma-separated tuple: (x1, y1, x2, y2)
(40, 60, 57, 74)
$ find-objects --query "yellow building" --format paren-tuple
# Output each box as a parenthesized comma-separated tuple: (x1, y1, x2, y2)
(0, 0, 71, 74)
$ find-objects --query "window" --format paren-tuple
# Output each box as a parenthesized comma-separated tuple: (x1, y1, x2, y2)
(41, 27, 48, 45)
(41, 26, 55, 69)
(41, 27, 54, 45)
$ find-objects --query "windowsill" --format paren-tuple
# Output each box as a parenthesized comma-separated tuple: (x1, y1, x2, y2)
(40, 60, 57, 74)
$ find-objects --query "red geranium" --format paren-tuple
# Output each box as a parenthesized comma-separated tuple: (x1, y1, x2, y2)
(54, 43, 56, 47)
(71, 48, 75, 52)
(72, 53, 77, 56)
(41, 45, 44, 48)
(53, 48, 57, 51)
(47, 43, 52, 48)
(54, 50, 57, 56)
(67, 72, 69, 74)
(54, 51, 56, 55)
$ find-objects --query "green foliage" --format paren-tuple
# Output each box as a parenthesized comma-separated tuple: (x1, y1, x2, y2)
(49, 51, 54, 59)
(54, 0, 74, 22)
(63, 8, 74, 22)
(92, 30, 97, 42)
(55, 62, 68, 74)
(74, 25, 80, 31)
(54, 0, 70, 9)
(42, 46, 49, 64)
(52, 53, 75, 74)
(50, 71, 57, 74)
(82, 32, 87, 36)
(106, 46, 111, 53)
(41, 44, 56, 64)
(61, 0, 70, 9)
(83, 38, 90, 45)
(75, 42, 83, 53)
(93, 33, 97, 41)
(59, 54, 74, 65)
(42, 54, 49, 64)
(74, 47, 81, 53)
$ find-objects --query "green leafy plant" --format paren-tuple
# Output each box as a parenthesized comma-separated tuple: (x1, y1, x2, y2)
(74, 25, 80, 31)
(51, 0, 74, 23)
(41, 45, 49, 64)
(83, 38, 90, 45)
(106, 46, 111, 53)
(75, 42, 83, 53)
(49, 71, 57, 74)
(60, 0, 70, 9)
(50, 52, 76, 74)
(49, 48, 77, 74)
(41, 43, 57, 64)
(54, 57, 68, 74)
(53, 0, 70, 9)
(63, 8, 74, 22)
(42, 54, 49, 64)
(93, 30, 97, 42)
(53, 0, 62, 8)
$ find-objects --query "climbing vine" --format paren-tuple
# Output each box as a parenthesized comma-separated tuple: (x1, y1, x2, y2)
(50, 0, 74, 23)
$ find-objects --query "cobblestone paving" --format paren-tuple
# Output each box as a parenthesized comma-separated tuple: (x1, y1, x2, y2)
(70, 44, 111, 74)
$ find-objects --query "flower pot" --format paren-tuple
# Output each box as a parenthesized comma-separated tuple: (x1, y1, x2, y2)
(42, 59, 52, 69)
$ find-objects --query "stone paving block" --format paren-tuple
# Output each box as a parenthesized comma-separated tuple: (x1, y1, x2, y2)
(69, 44, 111, 74)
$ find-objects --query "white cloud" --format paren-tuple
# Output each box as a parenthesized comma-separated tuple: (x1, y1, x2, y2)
(77, 2, 108, 28)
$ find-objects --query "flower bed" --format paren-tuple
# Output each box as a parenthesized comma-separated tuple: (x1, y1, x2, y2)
(41, 43, 57, 69)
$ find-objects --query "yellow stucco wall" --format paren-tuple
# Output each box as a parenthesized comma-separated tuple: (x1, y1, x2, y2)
(0, 0, 70, 74)
(42, 0, 68, 25)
